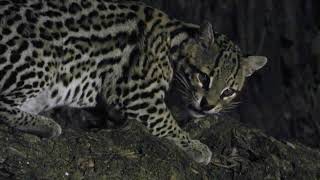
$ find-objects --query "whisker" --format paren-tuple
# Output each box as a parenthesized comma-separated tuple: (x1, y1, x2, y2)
(223, 106, 236, 110)
(175, 89, 195, 103)
(173, 77, 189, 90)
(176, 72, 191, 89)
(221, 107, 235, 112)
(220, 107, 236, 113)
(173, 72, 199, 104)
(176, 89, 190, 98)
(172, 72, 201, 108)
(190, 92, 199, 103)
(173, 76, 188, 89)
(229, 101, 241, 106)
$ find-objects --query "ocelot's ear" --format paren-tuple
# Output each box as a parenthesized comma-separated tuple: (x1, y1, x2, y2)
(199, 21, 214, 48)
(242, 56, 268, 77)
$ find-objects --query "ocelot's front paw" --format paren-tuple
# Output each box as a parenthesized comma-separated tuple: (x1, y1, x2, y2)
(41, 121, 62, 138)
(184, 140, 212, 165)
(18, 119, 62, 139)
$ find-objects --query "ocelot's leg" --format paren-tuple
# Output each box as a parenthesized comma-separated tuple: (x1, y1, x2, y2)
(125, 98, 212, 164)
(0, 97, 62, 138)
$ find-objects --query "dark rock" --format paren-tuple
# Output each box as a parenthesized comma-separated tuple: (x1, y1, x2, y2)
(0, 113, 319, 179)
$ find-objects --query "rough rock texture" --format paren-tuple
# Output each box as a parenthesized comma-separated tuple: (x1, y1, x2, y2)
(1, 113, 320, 180)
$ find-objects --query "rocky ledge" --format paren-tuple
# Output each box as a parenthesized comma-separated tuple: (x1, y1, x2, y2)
(0, 109, 319, 180)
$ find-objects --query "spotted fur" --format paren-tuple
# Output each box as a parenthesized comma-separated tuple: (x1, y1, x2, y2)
(0, 0, 267, 164)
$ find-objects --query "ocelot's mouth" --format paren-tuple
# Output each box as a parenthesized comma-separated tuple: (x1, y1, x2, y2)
(187, 103, 222, 118)
(187, 104, 207, 118)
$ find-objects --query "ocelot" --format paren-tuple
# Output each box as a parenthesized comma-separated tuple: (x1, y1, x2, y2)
(0, 0, 267, 164)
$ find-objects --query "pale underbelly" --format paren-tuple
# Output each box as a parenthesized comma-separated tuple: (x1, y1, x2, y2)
(19, 89, 55, 114)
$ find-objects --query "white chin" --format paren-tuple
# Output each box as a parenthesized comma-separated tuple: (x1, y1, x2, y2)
(188, 109, 206, 118)
(204, 108, 218, 114)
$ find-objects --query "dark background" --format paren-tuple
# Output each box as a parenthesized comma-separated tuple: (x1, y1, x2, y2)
(141, 0, 320, 148)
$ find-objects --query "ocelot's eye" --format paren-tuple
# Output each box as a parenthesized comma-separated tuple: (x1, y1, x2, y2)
(220, 88, 235, 99)
(198, 73, 210, 88)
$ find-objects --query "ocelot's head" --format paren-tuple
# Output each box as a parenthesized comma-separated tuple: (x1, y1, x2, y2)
(173, 22, 267, 118)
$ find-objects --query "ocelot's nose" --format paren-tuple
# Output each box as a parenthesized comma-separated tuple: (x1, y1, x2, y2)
(200, 97, 214, 111)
